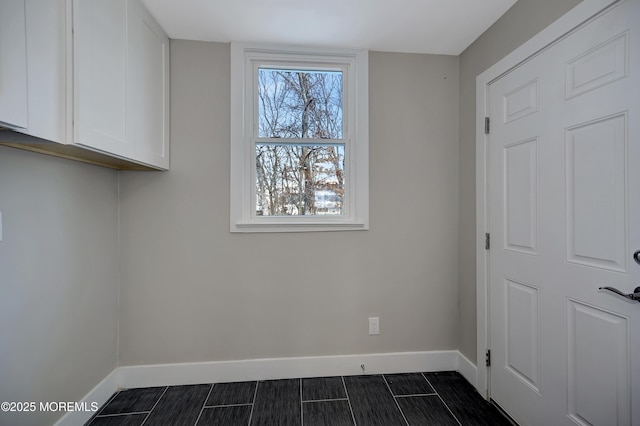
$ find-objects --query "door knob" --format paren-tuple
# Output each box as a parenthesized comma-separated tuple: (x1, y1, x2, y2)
(599, 286, 640, 302)
(634, 250, 640, 265)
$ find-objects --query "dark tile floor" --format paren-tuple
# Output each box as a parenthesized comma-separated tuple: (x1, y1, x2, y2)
(86, 371, 513, 426)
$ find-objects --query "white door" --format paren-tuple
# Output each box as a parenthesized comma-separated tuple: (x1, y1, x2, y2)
(488, 1, 639, 425)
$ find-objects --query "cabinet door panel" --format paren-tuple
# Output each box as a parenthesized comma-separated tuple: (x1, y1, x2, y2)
(24, 0, 68, 143)
(0, 0, 29, 129)
(75, 0, 133, 157)
(128, 0, 170, 169)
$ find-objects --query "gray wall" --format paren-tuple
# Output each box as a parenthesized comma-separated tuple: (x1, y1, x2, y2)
(457, 0, 581, 362)
(0, 5, 588, 424)
(117, 42, 460, 365)
(0, 146, 119, 426)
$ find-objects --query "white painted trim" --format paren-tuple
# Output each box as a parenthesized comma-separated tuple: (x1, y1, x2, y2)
(54, 369, 121, 426)
(456, 351, 478, 389)
(475, 0, 619, 399)
(117, 350, 462, 389)
(230, 42, 369, 233)
(57, 350, 475, 423)
(476, 68, 490, 398)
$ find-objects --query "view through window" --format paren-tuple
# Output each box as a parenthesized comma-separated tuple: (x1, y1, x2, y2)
(256, 68, 345, 216)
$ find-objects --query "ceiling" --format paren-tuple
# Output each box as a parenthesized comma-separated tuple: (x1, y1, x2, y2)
(141, 0, 518, 55)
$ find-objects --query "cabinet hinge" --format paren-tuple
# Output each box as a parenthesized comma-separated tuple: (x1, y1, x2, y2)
(485, 233, 490, 250)
(485, 349, 491, 367)
(484, 117, 490, 134)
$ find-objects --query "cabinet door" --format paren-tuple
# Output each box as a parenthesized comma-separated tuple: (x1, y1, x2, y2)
(0, 0, 29, 129)
(74, 0, 134, 158)
(128, 0, 170, 169)
(24, 0, 69, 143)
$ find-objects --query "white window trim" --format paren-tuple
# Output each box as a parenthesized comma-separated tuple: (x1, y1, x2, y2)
(230, 42, 369, 233)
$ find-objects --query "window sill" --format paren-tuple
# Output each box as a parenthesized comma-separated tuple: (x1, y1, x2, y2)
(232, 220, 368, 233)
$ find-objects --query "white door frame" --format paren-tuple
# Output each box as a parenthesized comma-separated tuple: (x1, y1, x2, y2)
(474, 0, 619, 398)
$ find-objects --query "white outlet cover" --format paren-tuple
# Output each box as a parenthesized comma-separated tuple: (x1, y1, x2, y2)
(368, 317, 379, 335)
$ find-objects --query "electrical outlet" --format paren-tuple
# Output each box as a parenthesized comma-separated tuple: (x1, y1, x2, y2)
(368, 317, 379, 335)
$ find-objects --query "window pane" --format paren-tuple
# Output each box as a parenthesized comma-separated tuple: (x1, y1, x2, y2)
(256, 144, 345, 216)
(258, 68, 343, 139)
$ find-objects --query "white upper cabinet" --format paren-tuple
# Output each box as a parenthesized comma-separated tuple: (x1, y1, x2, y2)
(0, 0, 170, 170)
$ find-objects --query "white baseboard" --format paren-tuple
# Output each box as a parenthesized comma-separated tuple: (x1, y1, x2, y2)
(54, 369, 120, 426)
(456, 351, 478, 389)
(59, 350, 477, 424)
(117, 350, 463, 389)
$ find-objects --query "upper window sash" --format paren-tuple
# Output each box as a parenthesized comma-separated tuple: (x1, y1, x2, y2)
(253, 63, 347, 140)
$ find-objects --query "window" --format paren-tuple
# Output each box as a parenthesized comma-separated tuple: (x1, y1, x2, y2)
(230, 43, 369, 232)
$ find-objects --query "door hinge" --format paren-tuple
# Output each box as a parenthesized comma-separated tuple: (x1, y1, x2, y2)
(485, 349, 491, 367)
(485, 233, 490, 250)
(484, 117, 490, 134)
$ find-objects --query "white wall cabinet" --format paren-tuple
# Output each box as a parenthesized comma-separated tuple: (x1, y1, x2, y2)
(0, 0, 170, 170)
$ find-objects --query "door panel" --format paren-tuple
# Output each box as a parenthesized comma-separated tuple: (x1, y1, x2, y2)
(504, 138, 539, 254)
(565, 31, 628, 100)
(567, 300, 630, 426)
(566, 114, 627, 272)
(488, 1, 639, 425)
(505, 279, 540, 392)
(503, 79, 539, 123)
